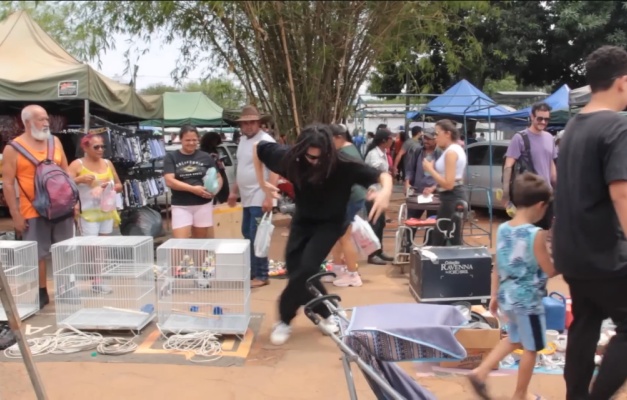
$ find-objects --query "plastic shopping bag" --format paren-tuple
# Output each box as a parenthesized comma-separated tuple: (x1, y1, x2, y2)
(203, 167, 220, 194)
(100, 181, 117, 212)
(254, 212, 275, 258)
(351, 215, 381, 257)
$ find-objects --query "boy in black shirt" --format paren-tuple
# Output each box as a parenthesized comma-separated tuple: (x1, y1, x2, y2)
(253, 124, 392, 345)
(553, 45, 627, 400)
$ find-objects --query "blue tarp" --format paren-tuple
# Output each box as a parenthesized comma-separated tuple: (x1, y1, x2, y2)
(407, 79, 514, 120)
(505, 84, 570, 119)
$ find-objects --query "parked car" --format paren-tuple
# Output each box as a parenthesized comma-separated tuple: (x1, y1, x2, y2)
(465, 140, 509, 211)
(156, 142, 238, 206)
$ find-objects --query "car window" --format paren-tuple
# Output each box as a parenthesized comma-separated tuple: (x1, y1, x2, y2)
(467, 145, 489, 166)
(217, 147, 233, 166)
(226, 144, 238, 163)
(492, 146, 507, 167)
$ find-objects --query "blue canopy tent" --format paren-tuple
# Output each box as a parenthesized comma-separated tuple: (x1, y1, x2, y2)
(504, 84, 570, 119)
(406, 79, 513, 120)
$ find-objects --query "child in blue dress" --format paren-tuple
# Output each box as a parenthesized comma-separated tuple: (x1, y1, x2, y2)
(468, 172, 557, 400)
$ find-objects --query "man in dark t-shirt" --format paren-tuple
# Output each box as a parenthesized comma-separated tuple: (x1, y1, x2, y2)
(553, 45, 627, 400)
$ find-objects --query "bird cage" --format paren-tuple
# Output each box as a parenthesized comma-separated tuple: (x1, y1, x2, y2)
(156, 239, 250, 335)
(0, 240, 39, 321)
(51, 236, 155, 331)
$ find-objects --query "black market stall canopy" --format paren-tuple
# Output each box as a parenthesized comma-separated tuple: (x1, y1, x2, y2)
(0, 11, 163, 124)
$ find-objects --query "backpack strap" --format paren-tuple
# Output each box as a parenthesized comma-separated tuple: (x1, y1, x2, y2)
(46, 136, 55, 161)
(518, 131, 536, 174)
(8, 140, 40, 166)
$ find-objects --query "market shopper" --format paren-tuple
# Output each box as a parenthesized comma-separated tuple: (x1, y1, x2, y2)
(422, 119, 467, 246)
(502, 102, 557, 230)
(468, 173, 556, 400)
(328, 124, 366, 288)
(252, 124, 392, 345)
(68, 133, 122, 236)
(164, 125, 222, 239)
(227, 105, 278, 288)
(404, 128, 441, 219)
(553, 45, 627, 400)
(2, 105, 75, 309)
(364, 129, 395, 265)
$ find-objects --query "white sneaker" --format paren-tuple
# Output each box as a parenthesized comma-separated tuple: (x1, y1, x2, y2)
(270, 322, 292, 345)
(319, 316, 340, 335)
(333, 272, 363, 287)
(322, 264, 345, 282)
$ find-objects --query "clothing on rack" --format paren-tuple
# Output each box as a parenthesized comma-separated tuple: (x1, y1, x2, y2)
(122, 177, 166, 208)
(111, 134, 166, 164)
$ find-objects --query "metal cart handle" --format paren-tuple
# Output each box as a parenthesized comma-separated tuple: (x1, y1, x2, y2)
(306, 271, 337, 296)
(304, 295, 342, 325)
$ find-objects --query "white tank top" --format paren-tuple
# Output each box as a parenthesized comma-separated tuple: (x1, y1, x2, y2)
(434, 143, 467, 180)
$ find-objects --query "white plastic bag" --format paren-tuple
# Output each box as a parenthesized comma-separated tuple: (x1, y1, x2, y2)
(254, 212, 275, 258)
(100, 181, 117, 212)
(351, 215, 381, 257)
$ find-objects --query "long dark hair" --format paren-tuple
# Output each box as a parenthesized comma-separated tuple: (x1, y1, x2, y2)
(365, 128, 391, 156)
(200, 131, 222, 154)
(282, 124, 339, 187)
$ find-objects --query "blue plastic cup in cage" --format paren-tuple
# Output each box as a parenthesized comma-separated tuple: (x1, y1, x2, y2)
(141, 304, 154, 314)
(190, 305, 199, 312)
(213, 306, 223, 315)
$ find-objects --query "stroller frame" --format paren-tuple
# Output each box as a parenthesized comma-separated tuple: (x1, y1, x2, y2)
(304, 272, 408, 400)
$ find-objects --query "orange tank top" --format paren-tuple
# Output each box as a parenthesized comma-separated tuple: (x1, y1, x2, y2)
(13, 136, 64, 219)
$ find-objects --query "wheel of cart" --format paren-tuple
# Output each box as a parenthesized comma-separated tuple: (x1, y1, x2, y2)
(393, 198, 469, 272)
(303, 271, 471, 400)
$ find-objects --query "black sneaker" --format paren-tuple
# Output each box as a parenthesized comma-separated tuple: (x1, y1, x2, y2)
(0, 324, 16, 350)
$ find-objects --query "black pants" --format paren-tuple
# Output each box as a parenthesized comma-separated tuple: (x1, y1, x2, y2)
(428, 188, 464, 246)
(564, 276, 627, 400)
(365, 200, 386, 257)
(279, 221, 345, 325)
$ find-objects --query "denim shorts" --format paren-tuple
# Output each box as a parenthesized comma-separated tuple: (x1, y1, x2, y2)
(345, 199, 366, 225)
(504, 310, 547, 352)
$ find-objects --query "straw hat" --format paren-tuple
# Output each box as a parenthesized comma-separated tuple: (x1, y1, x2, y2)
(236, 105, 263, 122)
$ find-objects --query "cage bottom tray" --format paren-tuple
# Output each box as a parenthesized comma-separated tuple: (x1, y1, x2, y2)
(58, 308, 155, 331)
(159, 314, 250, 335)
(0, 305, 39, 322)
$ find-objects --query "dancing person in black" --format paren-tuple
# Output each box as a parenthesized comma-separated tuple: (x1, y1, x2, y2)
(252, 124, 393, 345)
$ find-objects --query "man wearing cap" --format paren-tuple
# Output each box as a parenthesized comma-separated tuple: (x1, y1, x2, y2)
(404, 128, 441, 219)
(228, 105, 278, 288)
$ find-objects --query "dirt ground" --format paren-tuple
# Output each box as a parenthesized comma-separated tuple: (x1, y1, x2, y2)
(0, 199, 621, 400)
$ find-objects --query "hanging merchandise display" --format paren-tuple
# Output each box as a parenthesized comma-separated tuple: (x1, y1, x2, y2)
(86, 115, 167, 236)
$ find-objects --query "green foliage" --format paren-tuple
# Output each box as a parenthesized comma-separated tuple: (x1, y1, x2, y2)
(139, 83, 178, 96)
(371, 1, 627, 95)
(67, 1, 477, 135)
(483, 75, 518, 96)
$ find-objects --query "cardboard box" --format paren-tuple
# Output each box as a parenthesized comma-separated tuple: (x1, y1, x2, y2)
(440, 327, 501, 370)
(213, 204, 243, 239)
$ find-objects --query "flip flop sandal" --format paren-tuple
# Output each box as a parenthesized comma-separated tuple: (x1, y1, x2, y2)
(466, 374, 491, 400)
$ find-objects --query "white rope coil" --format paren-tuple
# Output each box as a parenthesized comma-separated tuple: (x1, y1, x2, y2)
(3, 325, 137, 358)
(157, 324, 222, 363)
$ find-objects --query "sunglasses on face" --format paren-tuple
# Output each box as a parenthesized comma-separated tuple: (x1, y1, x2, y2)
(93, 145, 105, 150)
(535, 116, 550, 123)
(305, 153, 320, 161)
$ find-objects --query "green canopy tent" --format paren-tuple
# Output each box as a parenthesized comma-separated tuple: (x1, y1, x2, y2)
(0, 11, 163, 126)
(142, 92, 226, 127)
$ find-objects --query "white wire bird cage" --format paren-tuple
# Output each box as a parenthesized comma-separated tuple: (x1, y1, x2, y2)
(156, 239, 251, 335)
(51, 236, 155, 331)
(0, 240, 39, 321)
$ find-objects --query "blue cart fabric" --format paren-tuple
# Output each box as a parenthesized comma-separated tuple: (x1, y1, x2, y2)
(344, 304, 469, 400)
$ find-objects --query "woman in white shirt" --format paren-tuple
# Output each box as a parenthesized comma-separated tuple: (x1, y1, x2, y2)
(363, 129, 395, 264)
(422, 119, 468, 246)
